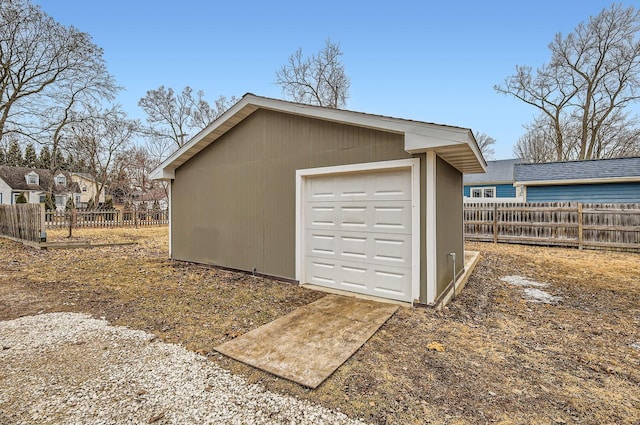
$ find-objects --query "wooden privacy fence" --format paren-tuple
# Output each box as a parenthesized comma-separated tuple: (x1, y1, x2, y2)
(0, 204, 45, 243)
(464, 202, 640, 252)
(45, 208, 168, 229)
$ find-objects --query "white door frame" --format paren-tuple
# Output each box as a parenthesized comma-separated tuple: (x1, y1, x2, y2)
(295, 158, 421, 304)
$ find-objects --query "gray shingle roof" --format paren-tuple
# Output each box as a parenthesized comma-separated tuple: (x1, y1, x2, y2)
(463, 159, 520, 184)
(514, 157, 640, 182)
(0, 166, 79, 193)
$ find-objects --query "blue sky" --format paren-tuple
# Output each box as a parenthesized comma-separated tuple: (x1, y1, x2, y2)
(34, 0, 627, 159)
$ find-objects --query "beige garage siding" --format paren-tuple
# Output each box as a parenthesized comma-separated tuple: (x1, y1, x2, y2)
(170, 109, 417, 283)
(435, 157, 464, 297)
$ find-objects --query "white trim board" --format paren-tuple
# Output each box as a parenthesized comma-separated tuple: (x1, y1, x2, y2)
(295, 158, 421, 305)
(425, 152, 437, 305)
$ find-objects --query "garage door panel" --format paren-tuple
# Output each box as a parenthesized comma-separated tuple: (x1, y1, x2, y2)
(308, 205, 337, 227)
(308, 178, 339, 201)
(308, 232, 337, 256)
(372, 203, 411, 233)
(306, 229, 411, 268)
(308, 170, 411, 202)
(306, 258, 411, 300)
(372, 171, 412, 200)
(373, 236, 409, 265)
(306, 201, 411, 234)
(372, 268, 409, 297)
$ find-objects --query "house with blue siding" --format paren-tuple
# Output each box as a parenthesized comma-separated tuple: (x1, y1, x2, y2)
(514, 157, 640, 203)
(463, 159, 522, 202)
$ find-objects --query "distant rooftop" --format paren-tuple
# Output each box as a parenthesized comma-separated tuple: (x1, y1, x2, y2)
(463, 159, 520, 184)
(514, 157, 640, 182)
(0, 165, 79, 193)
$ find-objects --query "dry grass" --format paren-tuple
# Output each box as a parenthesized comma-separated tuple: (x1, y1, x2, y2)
(1, 227, 639, 424)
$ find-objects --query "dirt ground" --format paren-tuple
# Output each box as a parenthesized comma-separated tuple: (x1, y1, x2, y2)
(1, 227, 638, 424)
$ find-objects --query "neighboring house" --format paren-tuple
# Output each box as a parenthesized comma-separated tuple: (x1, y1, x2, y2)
(0, 166, 80, 210)
(514, 157, 640, 203)
(463, 158, 522, 202)
(130, 188, 168, 210)
(70, 173, 105, 208)
(151, 94, 486, 306)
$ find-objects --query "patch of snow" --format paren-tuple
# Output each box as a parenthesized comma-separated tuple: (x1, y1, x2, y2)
(501, 275, 562, 304)
(501, 275, 549, 287)
(523, 288, 563, 304)
(630, 342, 640, 350)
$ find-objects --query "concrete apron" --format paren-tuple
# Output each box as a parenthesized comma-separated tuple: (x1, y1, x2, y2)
(213, 294, 398, 389)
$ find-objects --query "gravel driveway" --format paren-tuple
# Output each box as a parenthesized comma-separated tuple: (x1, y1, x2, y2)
(0, 313, 365, 425)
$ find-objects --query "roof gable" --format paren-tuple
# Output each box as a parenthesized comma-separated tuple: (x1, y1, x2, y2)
(514, 157, 640, 183)
(150, 94, 486, 180)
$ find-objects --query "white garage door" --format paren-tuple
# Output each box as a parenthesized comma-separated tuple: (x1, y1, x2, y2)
(304, 168, 413, 302)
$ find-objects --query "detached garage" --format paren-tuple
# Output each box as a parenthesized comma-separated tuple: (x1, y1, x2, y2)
(151, 94, 486, 306)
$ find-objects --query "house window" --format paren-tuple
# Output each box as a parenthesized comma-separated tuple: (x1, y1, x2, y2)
(82, 185, 87, 192)
(39, 195, 46, 203)
(55, 195, 65, 206)
(26, 172, 39, 185)
(55, 174, 66, 185)
(470, 187, 496, 198)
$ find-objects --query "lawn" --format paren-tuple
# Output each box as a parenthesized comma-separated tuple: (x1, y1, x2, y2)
(1, 227, 638, 424)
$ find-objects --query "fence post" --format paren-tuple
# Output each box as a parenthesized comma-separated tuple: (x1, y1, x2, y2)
(578, 203, 583, 250)
(493, 203, 498, 243)
(39, 203, 46, 242)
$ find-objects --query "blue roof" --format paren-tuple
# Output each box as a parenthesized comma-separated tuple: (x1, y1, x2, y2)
(514, 157, 640, 182)
(463, 159, 520, 184)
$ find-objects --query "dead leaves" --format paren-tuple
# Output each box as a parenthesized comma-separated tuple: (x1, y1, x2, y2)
(427, 341, 446, 352)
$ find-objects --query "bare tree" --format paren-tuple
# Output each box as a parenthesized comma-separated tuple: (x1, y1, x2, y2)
(275, 39, 350, 108)
(138, 86, 236, 159)
(513, 119, 560, 163)
(496, 4, 640, 161)
(110, 145, 163, 205)
(0, 0, 116, 148)
(69, 106, 138, 205)
(474, 132, 496, 159)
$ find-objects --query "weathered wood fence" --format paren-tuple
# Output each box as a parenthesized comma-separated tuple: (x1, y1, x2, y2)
(0, 204, 45, 243)
(464, 202, 640, 252)
(45, 208, 168, 229)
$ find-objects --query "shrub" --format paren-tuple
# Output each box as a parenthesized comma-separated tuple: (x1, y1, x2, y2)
(15, 192, 27, 204)
(43, 193, 55, 211)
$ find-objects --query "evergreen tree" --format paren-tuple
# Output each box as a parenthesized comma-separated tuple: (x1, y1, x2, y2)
(65, 152, 75, 171)
(53, 148, 66, 170)
(24, 143, 38, 168)
(6, 140, 23, 167)
(75, 157, 88, 173)
(15, 192, 27, 203)
(39, 146, 51, 169)
(43, 193, 55, 211)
